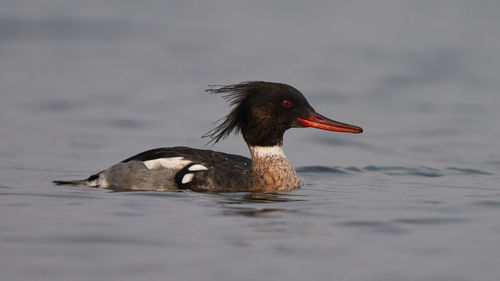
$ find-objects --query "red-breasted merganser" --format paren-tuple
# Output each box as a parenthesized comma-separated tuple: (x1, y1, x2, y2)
(54, 81, 362, 192)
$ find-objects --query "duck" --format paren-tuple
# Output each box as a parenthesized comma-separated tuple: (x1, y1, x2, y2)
(54, 81, 362, 192)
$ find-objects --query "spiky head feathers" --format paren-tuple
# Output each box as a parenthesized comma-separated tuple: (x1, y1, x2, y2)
(202, 81, 311, 146)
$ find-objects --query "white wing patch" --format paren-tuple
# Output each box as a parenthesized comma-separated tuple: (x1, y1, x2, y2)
(181, 173, 194, 184)
(143, 157, 192, 170)
(188, 164, 208, 171)
(180, 164, 208, 185)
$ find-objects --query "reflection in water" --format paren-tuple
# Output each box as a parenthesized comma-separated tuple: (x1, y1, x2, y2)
(109, 190, 191, 198)
(222, 207, 287, 217)
(216, 192, 306, 204)
(215, 192, 307, 217)
(95, 189, 303, 217)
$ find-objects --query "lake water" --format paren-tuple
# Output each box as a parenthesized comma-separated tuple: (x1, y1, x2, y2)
(1, 1, 500, 280)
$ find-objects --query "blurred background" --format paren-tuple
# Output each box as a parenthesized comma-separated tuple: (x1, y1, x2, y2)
(1, 1, 499, 281)
(2, 0, 499, 168)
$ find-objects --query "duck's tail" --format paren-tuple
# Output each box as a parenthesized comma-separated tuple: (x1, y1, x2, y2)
(53, 174, 100, 186)
(52, 179, 89, 186)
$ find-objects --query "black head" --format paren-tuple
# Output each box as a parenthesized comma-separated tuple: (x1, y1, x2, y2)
(203, 81, 362, 146)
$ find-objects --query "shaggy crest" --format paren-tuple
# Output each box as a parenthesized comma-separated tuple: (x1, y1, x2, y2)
(202, 81, 288, 144)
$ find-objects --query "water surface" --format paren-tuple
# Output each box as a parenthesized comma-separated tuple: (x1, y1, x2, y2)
(1, 1, 500, 281)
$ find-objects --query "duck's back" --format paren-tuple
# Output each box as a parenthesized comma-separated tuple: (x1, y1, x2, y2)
(93, 147, 252, 191)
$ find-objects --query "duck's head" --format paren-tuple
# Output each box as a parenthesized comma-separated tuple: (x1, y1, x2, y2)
(203, 81, 362, 146)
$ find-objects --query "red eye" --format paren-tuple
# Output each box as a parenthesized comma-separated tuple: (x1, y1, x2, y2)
(281, 100, 293, 108)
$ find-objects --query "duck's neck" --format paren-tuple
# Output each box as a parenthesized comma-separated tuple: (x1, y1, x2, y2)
(248, 145, 301, 192)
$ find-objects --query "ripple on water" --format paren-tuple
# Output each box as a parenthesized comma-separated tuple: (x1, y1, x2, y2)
(363, 165, 443, 177)
(297, 165, 494, 178)
(476, 201, 500, 208)
(337, 220, 408, 234)
(445, 167, 493, 175)
(395, 217, 468, 225)
(52, 235, 166, 246)
(0, 191, 98, 200)
(296, 166, 349, 174)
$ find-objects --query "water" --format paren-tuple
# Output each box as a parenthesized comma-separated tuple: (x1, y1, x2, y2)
(1, 1, 500, 280)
